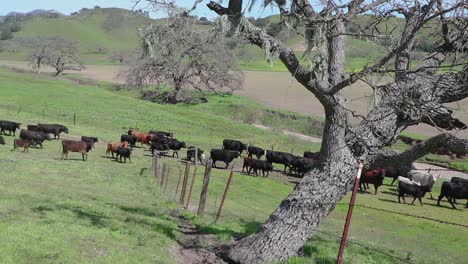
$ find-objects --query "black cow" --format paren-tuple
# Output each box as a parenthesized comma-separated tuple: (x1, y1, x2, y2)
(223, 139, 247, 155)
(0, 135, 5, 145)
(291, 157, 316, 177)
(242, 157, 255, 173)
(247, 146, 265, 159)
(210, 149, 240, 169)
(451, 177, 468, 186)
(19, 129, 51, 148)
(438, 181, 468, 209)
(151, 135, 171, 144)
(150, 142, 170, 157)
(149, 130, 173, 138)
(37, 124, 69, 139)
(116, 147, 133, 163)
(398, 181, 431, 206)
(187, 146, 204, 164)
(384, 166, 407, 186)
(266, 150, 295, 173)
(303, 151, 319, 159)
(27, 125, 40, 131)
(0, 120, 21, 136)
(167, 139, 187, 158)
(81, 136, 98, 150)
(121, 134, 138, 148)
(249, 160, 273, 177)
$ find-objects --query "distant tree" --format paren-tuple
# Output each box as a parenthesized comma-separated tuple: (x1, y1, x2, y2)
(70, 12, 78, 16)
(26, 37, 83, 75)
(47, 42, 84, 76)
(123, 16, 243, 103)
(9, 23, 21, 33)
(199, 17, 208, 22)
(94, 6, 101, 9)
(0, 29, 13, 40)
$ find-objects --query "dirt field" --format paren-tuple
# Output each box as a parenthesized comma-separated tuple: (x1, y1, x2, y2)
(2, 60, 466, 138)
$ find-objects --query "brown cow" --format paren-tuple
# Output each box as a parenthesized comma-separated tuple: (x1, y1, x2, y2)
(129, 130, 152, 147)
(61, 140, 92, 161)
(360, 168, 386, 195)
(13, 139, 34, 152)
(106, 141, 129, 158)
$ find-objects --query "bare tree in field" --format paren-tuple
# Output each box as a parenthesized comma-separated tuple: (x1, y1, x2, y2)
(25, 37, 84, 76)
(47, 40, 84, 76)
(144, 0, 467, 263)
(123, 15, 243, 103)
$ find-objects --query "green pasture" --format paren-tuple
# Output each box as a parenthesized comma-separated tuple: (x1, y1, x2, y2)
(0, 68, 467, 264)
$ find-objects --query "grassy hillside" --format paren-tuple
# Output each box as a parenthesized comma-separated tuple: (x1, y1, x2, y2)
(0, 68, 467, 263)
(0, 8, 433, 71)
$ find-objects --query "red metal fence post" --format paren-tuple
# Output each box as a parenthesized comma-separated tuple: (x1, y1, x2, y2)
(336, 160, 365, 264)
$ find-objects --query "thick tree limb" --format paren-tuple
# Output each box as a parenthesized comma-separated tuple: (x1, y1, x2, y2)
(369, 133, 468, 169)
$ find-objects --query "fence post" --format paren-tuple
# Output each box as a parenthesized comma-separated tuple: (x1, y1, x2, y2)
(216, 165, 236, 223)
(73, 113, 76, 125)
(179, 162, 191, 204)
(185, 165, 198, 209)
(164, 165, 170, 193)
(337, 160, 365, 264)
(153, 155, 159, 188)
(197, 160, 213, 215)
(160, 163, 167, 188)
(175, 167, 182, 197)
(42, 109, 45, 119)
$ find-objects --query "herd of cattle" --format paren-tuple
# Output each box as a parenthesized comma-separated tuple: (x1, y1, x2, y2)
(358, 167, 468, 209)
(1, 119, 467, 209)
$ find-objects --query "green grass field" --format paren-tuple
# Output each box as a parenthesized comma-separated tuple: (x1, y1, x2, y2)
(0, 68, 467, 263)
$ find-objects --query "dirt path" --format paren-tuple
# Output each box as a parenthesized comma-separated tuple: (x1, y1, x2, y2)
(413, 163, 468, 180)
(169, 213, 227, 264)
(253, 124, 322, 143)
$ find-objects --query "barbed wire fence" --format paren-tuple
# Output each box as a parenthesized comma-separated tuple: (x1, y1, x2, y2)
(149, 154, 468, 263)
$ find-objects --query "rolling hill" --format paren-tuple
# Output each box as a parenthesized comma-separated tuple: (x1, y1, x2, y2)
(0, 7, 436, 68)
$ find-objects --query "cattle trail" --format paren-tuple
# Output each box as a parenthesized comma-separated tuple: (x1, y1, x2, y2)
(169, 211, 226, 264)
(252, 124, 322, 143)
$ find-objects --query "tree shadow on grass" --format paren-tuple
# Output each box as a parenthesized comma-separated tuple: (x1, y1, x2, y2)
(124, 216, 177, 240)
(117, 205, 159, 218)
(381, 191, 397, 196)
(197, 220, 262, 241)
(56, 204, 108, 227)
(31, 205, 54, 216)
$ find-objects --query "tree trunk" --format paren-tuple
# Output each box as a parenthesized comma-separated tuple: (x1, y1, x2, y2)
(226, 155, 356, 263)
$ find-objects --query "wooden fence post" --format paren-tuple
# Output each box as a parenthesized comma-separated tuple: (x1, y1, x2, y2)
(164, 165, 170, 193)
(160, 163, 167, 188)
(216, 165, 236, 223)
(197, 160, 213, 215)
(73, 113, 76, 125)
(179, 162, 191, 204)
(185, 165, 198, 209)
(175, 167, 182, 197)
(153, 155, 159, 188)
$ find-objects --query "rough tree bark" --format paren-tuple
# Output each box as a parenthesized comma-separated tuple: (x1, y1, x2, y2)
(204, 0, 468, 263)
